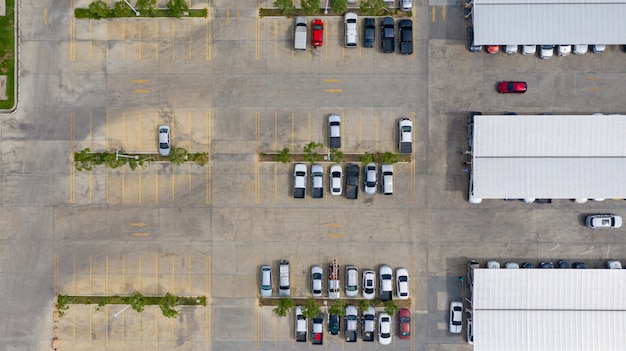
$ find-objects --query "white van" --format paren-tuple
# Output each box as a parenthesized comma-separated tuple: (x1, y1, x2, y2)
(381, 164, 393, 195)
(294, 17, 307, 50)
(344, 13, 358, 48)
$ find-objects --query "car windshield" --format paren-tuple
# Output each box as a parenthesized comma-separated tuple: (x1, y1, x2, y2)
(381, 332, 390, 338)
(366, 181, 376, 187)
(401, 125, 411, 132)
(347, 315, 356, 320)
(160, 142, 169, 148)
(347, 286, 357, 291)
(400, 317, 410, 322)
(312, 172, 323, 177)
(313, 24, 322, 30)
(262, 284, 271, 290)
(332, 172, 341, 177)
(313, 273, 322, 279)
(296, 171, 305, 176)
(382, 274, 392, 280)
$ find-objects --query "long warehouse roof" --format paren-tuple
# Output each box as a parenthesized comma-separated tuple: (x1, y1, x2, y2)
(472, 269, 626, 351)
(472, 115, 626, 199)
(472, 0, 626, 45)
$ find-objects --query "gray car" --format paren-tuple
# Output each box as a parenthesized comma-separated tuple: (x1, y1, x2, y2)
(260, 265, 272, 297)
(364, 163, 378, 195)
(158, 125, 171, 156)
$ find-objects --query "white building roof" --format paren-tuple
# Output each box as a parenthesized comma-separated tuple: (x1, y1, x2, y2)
(472, 269, 626, 351)
(472, 115, 626, 199)
(472, 0, 626, 45)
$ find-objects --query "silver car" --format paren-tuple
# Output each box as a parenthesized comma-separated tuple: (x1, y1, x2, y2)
(311, 265, 323, 297)
(260, 265, 272, 297)
(364, 163, 378, 195)
(362, 270, 376, 300)
(586, 214, 622, 229)
(345, 265, 359, 297)
(158, 125, 171, 156)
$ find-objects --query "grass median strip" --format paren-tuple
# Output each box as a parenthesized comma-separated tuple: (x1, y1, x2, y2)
(0, 0, 15, 110)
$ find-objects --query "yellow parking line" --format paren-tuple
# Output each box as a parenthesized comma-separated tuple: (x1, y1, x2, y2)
(442, 5, 447, 21)
(275, 24, 278, 59)
(291, 112, 295, 150)
(73, 256, 76, 293)
(226, 7, 230, 24)
(155, 21, 159, 61)
(122, 256, 125, 294)
(325, 89, 342, 93)
(188, 22, 192, 60)
(139, 22, 143, 60)
(89, 19, 92, 60)
(308, 112, 311, 142)
(328, 233, 344, 238)
(171, 172, 175, 203)
(44, 7, 47, 24)
(256, 18, 261, 60)
(155, 256, 159, 294)
(432, 7, 436, 22)
(89, 256, 93, 293)
(325, 223, 343, 227)
(132, 233, 150, 237)
(323, 79, 340, 83)
(274, 112, 278, 150)
(171, 256, 175, 293)
(134, 89, 150, 93)
(206, 16, 211, 60)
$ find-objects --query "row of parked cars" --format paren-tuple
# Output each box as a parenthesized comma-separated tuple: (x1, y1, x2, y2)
(482, 259, 626, 269)
(294, 15, 413, 54)
(311, 264, 410, 300)
(293, 162, 394, 198)
(295, 305, 411, 344)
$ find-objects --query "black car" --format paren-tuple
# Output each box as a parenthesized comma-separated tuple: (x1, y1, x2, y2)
(363, 18, 375, 48)
(381, 17, 395, 53)
(558, 260, 571, 268)
(572, 262, 587, 269)
(467, 27, 482, 52)
(398, 19, 413, 55)
(345, 163, 359, 200)
(539, 261, 554, 268)
(329, 313, 340, 335)
(521, 262, 535, 269)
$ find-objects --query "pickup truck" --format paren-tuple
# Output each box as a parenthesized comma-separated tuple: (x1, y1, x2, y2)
(362, 306, 375, 342)
(295, 306, 307, 342)
(398, 19, 413, 55)
(311, 164, 324, 198)
(294, 17, 307, 50)
(328, 114, 341, 149)
(345, 163, 359, 200)
(279, 260, 290, 297)
(328, 262, 341, 299)
(345, 305, 358, 342)
(312, 312, 324, 345)
(381, 17, 395, 54)
(293, 163, 307, 199)
(379, 264, 393, 302)
(398, 118, 413, 154)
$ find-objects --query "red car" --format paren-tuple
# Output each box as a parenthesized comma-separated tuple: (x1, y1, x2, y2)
(398, 308, 411, 340)
(497, 81, 527, 94)
(487, 45, 499, 54)
(311, 19, 324, 47)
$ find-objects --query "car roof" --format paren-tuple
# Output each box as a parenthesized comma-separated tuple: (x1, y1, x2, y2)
(382, 17, 394, 25)
(345, 12, 357, 21)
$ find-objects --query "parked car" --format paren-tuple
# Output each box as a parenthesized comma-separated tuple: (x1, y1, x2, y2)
(311, 265, 323, 297)
(381, 164, 393, 195)
(592, 44, 606, 53)
(572, 262, 587, 269)
(345, 163, 359, 199)
(381, 17, 395, 53)
(521, 262, 535, 268)
(260, 265, 272, 297)
(295, 306, 308, 342)
(401, 0, 413, 11)
(467, 27, 482, 53)
(522, 45, 536, 56)
(378, 313, 392, 345)
(558, 260, 571, 268)
(362, 306, 376, 341)
(398, 118, 413, 154)
(311, 164, 324, 199)
(398, 308, 411, 340)
(487, 260, 501, 269)
(539, 261, 554, 268)
(467, 317, 474, 345)
(606, 260, 622, 269)
(329, 312, 340, 335)
(294, 16, 307, 50)
(158, 125, 171, 156)
(312, 312, 324, 344)
(344, 13, 358, 48)
(540, 45, 554, 59)
(363, 18, 376, 48)
(364, 163, 378, 195)
(328, 114, 341, 148)
(330, 165, 343, 196)
(279, 260, 290, 297)
(345, 266, 359, 297)
(505, 261, 519, 269)
(574, 44, 588, 55)
(311, 19, 324, 47)
(362, 270, 376, 300)
(586, 214, 623, 229)
(557, 45, 571, 56)
(396, 268, 409, 299)
(398, 19, 413, 55)
(497, 81, 527, 94)
(486, 45, 499, 54)
(345, 305, 358, 342)
(449, 301, 463, 333)
(379, 265, 393, 301)
(504, 44, 518, 54)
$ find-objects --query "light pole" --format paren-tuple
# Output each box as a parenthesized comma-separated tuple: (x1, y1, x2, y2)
(116, 150, 139, 161)
(324, 0, 329, 14)
(113, 304, 132, 320)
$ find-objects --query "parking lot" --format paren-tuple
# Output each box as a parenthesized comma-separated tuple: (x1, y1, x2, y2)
(4, 0, 626, 350)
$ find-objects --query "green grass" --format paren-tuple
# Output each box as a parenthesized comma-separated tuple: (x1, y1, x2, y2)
(75, 7, 207, 19)
(0, 0, 15, 110)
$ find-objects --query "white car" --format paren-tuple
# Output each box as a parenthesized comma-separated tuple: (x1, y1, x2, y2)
(592, 44, 606, 53)
(401, 0, 413, 11)
(379, 265, 393, 301)
(467, 317, 473, 345)
(330, 165, 343, 195)
(378, 313, 392, 345)
(505, 261, 519, 269)
(487, 260, 501, 269)
(586, 214, 622, 229)
(449, 301, 463, 333)
(362, 270, 376, 300)
(293, 163, 307, 199)
(573, 44, 588, 55)
(364, 163, 378, 195)
(328, 114, 341, 148)
(260, 265, 272, 297)
(398, 118, 413, 154)
(606, 260, 623, 269)
(345, 265, 359, 297)
(557, 45, 571, 56)
(381, 164, 393, 195)
(344, 13, 358, 48)
(295, 306, 308, 342)
(504, 44, 518, 54)
(522, 45, 536, 56)
(311, 265, 323, 297)
(396, 268, 409, 299)
(158, 125, 171, 156)
(540, 45, 554, 59)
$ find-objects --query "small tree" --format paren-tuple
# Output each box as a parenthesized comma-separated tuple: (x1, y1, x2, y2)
(273, 297, 295, 317)
(274, 0, 296, 16)
(359, 299, 371, 312)
(331, 0, 347, 14)
(168, 147, 190, 165)
(300, 0, 319, 15)
(358, 152, 374, 164)
(301, 297, 321, 319)
(383, 300, 399, 316)
(159, 292, 180, 318)
(328, 299, 347, 316)
(360, 0, 388, 16)
(330, 148, 344, 163)
(128, 292, 146, 313)
(167, 0, 189, 18)
(275, 147, 292, 163)
(303, 142, 324, 164)
(89, 0, 110, 19)
(380, 152, 399, 164)
(112, 1, 134, 17)
(192, 152, 209, 166)
(136, 0, 157, 16)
